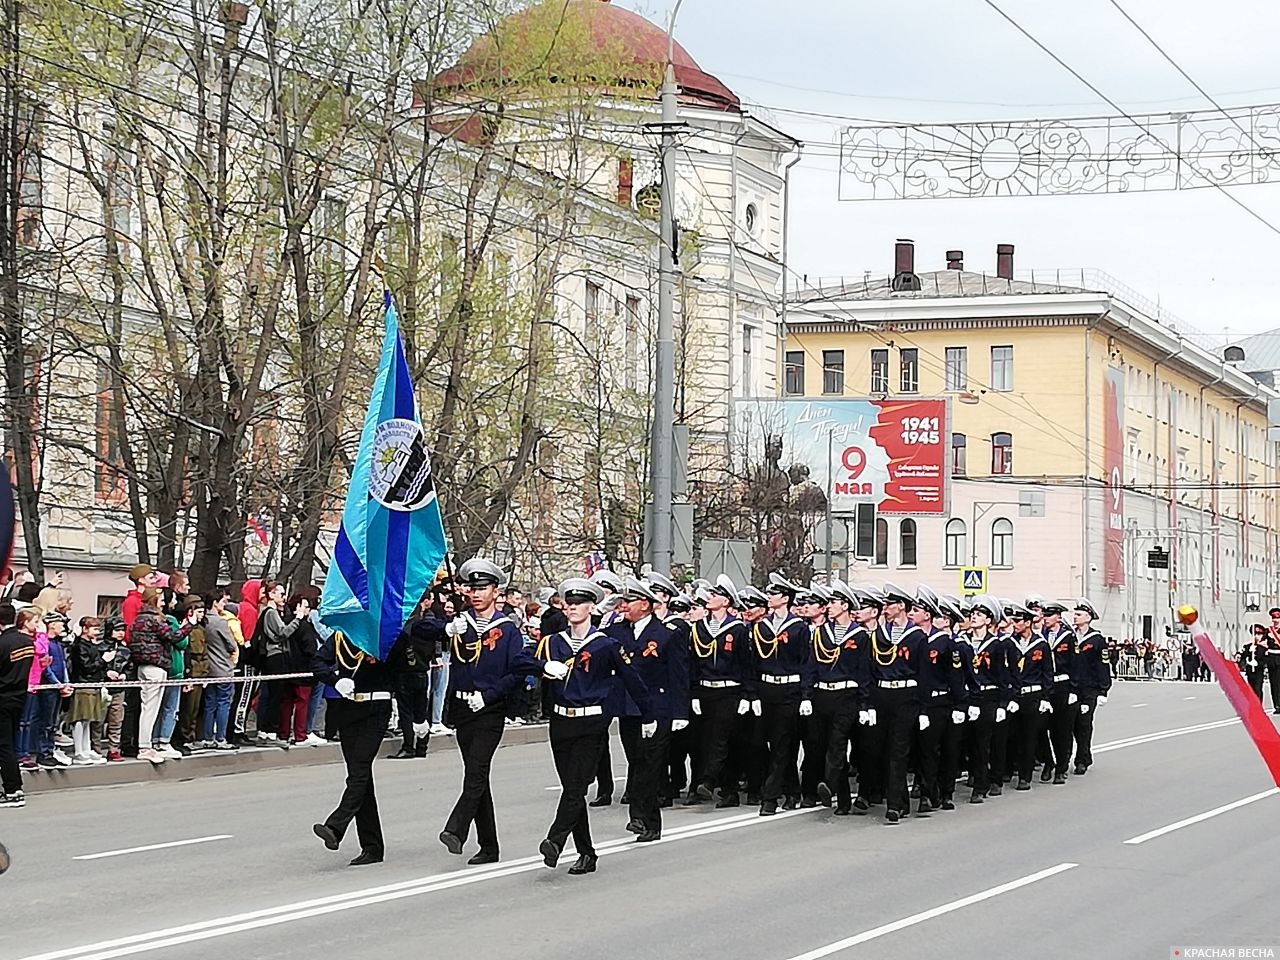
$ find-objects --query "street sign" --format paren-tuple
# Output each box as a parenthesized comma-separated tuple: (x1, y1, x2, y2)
(960, 566, 987, 595)
(1147, 547, 1169, 569)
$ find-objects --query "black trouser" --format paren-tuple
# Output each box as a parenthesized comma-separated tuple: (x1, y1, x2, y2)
(811, 688, 858, 807)
(865, 686, 919, 815)
(231, 665, 259, 736)
(594, 725, 614, 799)
(257, 680, 279, 736)
(969, 696, 1001, 795)
(1268, 660, 1280, 711)
(629, 720, 671, 833)
(1047, 687, 1074, 776)
(0, 695, 25, 796)
(547, 713, 610, 856)
(1248, 667, 1265, 701)
(756, 686, 800, 802)
(1014, 693, 1049, 781)
(445, 708, 505, 855)
(696, 687, 742, 794)
(120, 689, 141, 756)
(619, 716, 642, 798)
(394, 673, 431, 755)
(1073, 694, 1098, 768)
(915, 699, 951, 804)
(668, 723, 693, 797)
(734, 712, 760, 796)
(324, 698, 392, 856)
(937, 706, 966, 803)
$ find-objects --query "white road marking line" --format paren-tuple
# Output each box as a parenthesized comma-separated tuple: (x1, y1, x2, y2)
(20, 809, 821, 960)
(73, 836, 233, 861)
(1131, 703, 1148, 708)
(1093, 717, 1239, 754)
(779, 863, 1079, 960)
(1184, 696, 1197, 700)
(1123, 788, 1280, 845)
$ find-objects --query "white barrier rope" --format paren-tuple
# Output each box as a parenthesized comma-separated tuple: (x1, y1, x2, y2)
(29, 672, 317, 692)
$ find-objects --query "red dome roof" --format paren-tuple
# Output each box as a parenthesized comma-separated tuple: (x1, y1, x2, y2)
(433, 0, 740, 112)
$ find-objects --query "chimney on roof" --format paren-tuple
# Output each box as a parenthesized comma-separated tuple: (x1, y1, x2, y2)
(891, 239, 921, 292)
(1224, 345, 1246, 368)
(946, 250, 963, 271)
(996, 243, 1015, 280)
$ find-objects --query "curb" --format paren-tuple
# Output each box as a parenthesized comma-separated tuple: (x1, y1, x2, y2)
(21, 723, 552, 793)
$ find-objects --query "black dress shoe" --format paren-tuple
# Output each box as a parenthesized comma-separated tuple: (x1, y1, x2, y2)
(987, 784, 1003, 797)
(969, 792, 984, 804)
(941, 798, 956, 811)
(695, 783, 714, 801)
(567, 853, 598, 875)
(387, 748, 415, 760)
(852, 796, 870, 814)
(467, 850, 499, 865)
(816, 782, 832, 803)
(1052, 773, 1067, 785)
(588, 795, 612, 807)
(635, 831, 660, 843)
(715, 793, 740, 808)
(1073, 763, 1087, 776)
(313, 823, 340, 851)
(349, 849, 383, 866)
(539, 838, 561, 869)
(1040, 767, 1054, 783)
(885, 809, 901, 824)
(759, 799, 778, 817)
(799, 796, 818, 809)
(439, 830, 464, 855)
(782, 795, 799, 810)
(626, 819, 645, 834)
(833, 805, 851, 816)
(1016, 779, 1031, 791)
(916, 798, 933, 816)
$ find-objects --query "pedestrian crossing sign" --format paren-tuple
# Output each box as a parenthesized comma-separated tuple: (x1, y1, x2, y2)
(960, 567, 987, 595)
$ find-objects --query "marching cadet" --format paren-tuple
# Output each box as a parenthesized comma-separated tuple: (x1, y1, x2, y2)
(536, 578, 654, 876)
(1007, 601, 1054, 792)
(940, 595, 980, 810)
(864, 582, 928, 824)
(808, 581, 873, 816)
(689, 574, 751, 808)
(310, 630, 395, 866)
(590, 569, 626, 807)
(1039, 600, 1078, 784)
(1266, 608, 1280, 713)
(750, 575, 813, 816)
(439, 559, 549, 865)
(993, 601, 1023, 790)
(647, 571, 694, 807)
(734, 586, 770, 805)
(1070, 598, 1110, 776)
(965, 594, 1011, 803)
(913, 589, 969, 813)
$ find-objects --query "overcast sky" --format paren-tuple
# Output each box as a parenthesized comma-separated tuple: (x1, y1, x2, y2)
(619, 0, 1280, 344)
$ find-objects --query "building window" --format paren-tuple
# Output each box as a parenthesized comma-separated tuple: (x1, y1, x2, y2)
(991, 517, 1013, 567)
(822, 350, 844, 395)
(944, 518, 967, 567)
(899, 519, 917, 567)
(624, 295, 640, 391)
(991, 345, 1013, 391)
(741, 325, 756, 396)
(617, 156, 633, 207)
(951, 433, 967, 477)
(874, 517, 888, 566)
(991, 432, 1013, 475)
(945, 347, 967, 391)
(744, 202, 758, 234)
(900, 348, 918, 393)
(585, 280, 601, 346)
(784, 350, 805, 395)
(870, 348, 889, 393)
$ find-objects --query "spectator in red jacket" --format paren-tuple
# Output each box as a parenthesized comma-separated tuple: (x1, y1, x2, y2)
(121, 563, 158, 640)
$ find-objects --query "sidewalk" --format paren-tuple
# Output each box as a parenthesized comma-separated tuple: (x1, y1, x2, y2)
(22, 722, 551, 793)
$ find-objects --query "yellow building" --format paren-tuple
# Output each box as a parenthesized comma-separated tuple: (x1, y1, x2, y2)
(783, 240, 1277, 649)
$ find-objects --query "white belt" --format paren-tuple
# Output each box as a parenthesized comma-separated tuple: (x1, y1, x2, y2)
(454, 691, 478, 700)
(554, 704, 603, 718)
(979, 684, 1000, 691)
(815, 680, 857, 691)
(930, 689, 949, 698)
(879, 679, 917, 689)
(761, 674, 800, 684)
(1020, 684, 1044, 694)
(700, 680, 740, 688)
(1053, 673, 1070, 682)
(351, 691, 393, 702)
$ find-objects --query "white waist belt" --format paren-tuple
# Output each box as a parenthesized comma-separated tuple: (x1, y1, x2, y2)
(1053, 673, 1070, 682)
(554, 704, 603, 718)
(1020, 684, 1044, 694)
(930, 689, 949, 698)
(879, 679, 917, 689)
(761, 674, 800, 684)
(815, 680, 857, 691)
(700, 680, 740, 688)
(351, 691, 393, 702)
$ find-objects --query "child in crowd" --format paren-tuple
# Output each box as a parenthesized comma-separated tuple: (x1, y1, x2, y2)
(69, 617, 109, 765)
(101, 618, 133, 761)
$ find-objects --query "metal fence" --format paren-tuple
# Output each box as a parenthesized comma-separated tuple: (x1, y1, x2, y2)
(1114, 652, 1178, 681)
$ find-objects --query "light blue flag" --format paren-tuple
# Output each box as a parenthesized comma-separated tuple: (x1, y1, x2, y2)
(320, 293, 448, 658)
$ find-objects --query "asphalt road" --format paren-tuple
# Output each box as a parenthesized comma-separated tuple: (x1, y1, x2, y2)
(3, 679, 1277, 960)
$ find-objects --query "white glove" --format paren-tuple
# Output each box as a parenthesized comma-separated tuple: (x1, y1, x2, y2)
(1097, 695, 1108, 706)
(995, 707, 1007, 723)
(641, 721, 658, 739)
(464, 691, 485, 712)
(691, 699, 701, 716)
(445, 615, 468, 637)
(918, 714, 930, 731)
(335, 677, 356, 699)
(968, 705, 980, 721)
(672, 719, 689, 732)
(799, 700, 813, 717)
(737, 699, 750, 716)
(1080, 703, 1091, 715)
(1038, 700, 1052, 715)
(865, 708, 877, 726)
(857, 710, 870, 725)
(542, 660, 569, 680)
(751, 699, 762, 717)
(1007, 700, 1020, 714)
(412, 720, 431, 737)
(951, 710, 965, 725)
(1068, 693, 1078, 705)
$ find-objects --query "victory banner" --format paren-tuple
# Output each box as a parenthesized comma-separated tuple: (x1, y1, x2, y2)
(735, 398, 949, 515)
(1103, 366, 1125, 586)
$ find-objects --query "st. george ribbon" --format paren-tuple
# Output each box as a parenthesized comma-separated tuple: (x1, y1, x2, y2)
(1178, 604, 1280, 787)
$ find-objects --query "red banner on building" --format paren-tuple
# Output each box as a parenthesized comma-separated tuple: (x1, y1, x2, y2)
(867, 399, 948, 514)
(1103, 367, 1125, 586)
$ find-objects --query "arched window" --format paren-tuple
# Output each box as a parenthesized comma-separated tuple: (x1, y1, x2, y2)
(991, 517, 1014, 567)
(874, 517, 888, 566)
(900, 519, 917, 567)
(991, 432, 1013, 475)
(944, 518, 967, 567)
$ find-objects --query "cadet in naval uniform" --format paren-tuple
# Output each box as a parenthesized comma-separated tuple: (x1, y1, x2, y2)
(913, 587, 969, 814)
(589, 568, 625, 807)
(439, 559, 546, 865)
(1070, 598, 1110, 775)
(311, 631, 395, 866)
(965, 595, 1011, 803)
(1007, 601, 1054, 791)
(689, 575, 751, 807)
(1039, 601, 1078, 783)
(808, 581, 872, 816)
(537, 578, 653, 876)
